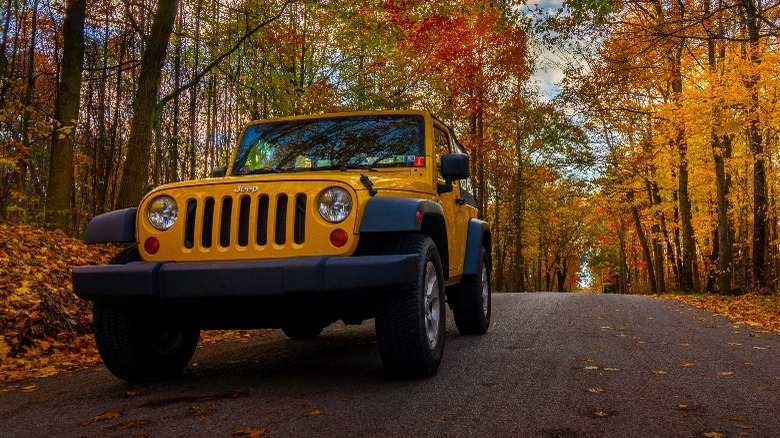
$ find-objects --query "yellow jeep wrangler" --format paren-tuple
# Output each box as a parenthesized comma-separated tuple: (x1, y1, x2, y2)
(73, 110, 492, 381)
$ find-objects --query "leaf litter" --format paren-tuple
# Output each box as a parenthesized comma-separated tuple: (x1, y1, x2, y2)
(0, 223, 268, 383)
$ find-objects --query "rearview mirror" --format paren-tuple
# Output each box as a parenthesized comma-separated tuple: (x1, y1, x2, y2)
(211, 165, 227, 178)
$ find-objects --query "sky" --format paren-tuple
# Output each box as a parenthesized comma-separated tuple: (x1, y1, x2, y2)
(522, 0, 567, 101)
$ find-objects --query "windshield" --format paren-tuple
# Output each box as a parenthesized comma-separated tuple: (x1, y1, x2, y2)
(231, 115, 425, 175)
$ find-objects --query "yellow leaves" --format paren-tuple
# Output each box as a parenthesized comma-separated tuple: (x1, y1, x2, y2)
(594, 411, 608, 418)
(651, 369, 668, 375)
(717, 371, 734, 376)
(190, 405, 213, 417)
(659, 294, 780, 336)
(115, 420, 145, 431)
(230, 428, 269, 437)
(14, 281, 32, 295)
(93, 412, 121, 422)
(81, 411, 122, 425)
(703, 432, 724, 438)
(587, 387, 604, 393)
(682, 362, 696, 368)
(307, 410, 322, 416)
(21, 385, 36, 392)
(0, 223, 115, 383)
(0, 336, 10, 360)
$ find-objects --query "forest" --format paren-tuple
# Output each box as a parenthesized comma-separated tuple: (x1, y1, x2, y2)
(0, 0, 778, 295)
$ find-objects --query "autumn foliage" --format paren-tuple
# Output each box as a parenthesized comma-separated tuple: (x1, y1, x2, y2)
(0, 223, 113, 381)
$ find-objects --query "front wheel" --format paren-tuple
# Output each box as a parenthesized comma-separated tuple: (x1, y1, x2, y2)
(93, 303, 200, 382)
(375, 234, 446, 378)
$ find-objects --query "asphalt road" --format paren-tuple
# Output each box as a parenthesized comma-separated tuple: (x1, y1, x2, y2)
(2, 293, 780, 438)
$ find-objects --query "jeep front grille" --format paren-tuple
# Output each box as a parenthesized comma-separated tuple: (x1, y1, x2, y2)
(183, 193, 307, 250)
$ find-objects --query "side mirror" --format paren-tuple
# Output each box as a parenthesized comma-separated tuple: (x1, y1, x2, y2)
(211, 165, 227, 178)
(438, 154, 470, 195)
(441, 154, 469, 180)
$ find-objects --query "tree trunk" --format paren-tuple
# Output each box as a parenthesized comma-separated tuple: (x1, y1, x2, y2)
(741, 0, 767, 290)
(629, 190, 656, 293)
(671, 47, 696, 293)
(706, 226, 718, 292)
(645, 179, 665, 293)
(618, 221, 628, 294)
(45, 0, 86, 232)
(15, 0, 39, 211)
(116, 0, 179, 208)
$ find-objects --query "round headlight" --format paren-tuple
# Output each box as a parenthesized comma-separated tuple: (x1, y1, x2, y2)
(147, 195, 178, 231)
(318, 187, 352, 223)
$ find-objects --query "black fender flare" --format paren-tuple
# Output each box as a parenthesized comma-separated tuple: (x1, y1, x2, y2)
(359, 197, 449, 276)
(462, 219, 491, 276)
(359, 197, 444, 233)
(83, 208, 137, 244)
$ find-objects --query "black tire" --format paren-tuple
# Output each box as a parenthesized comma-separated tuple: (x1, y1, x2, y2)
(110, 245, 141, 264)
(375, 234, 446, 378)
(452, 246, 491, 335)
(282, 323, 325, 340)
(95, 244, 199, 382)
(93, 303, 200, 382)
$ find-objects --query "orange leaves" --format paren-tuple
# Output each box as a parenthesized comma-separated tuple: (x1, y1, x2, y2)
(0, 223, 114, 382)
(230, 428, 270, 437)
(81, 411, 122, 426)
(658, 293, 780, 336)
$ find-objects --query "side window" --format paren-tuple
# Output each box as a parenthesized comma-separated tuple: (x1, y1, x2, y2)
(434, 126, 450, 181)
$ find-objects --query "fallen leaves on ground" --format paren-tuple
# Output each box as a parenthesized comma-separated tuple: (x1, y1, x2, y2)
(657, 293, 780, 335)
(230, 428, 269, 437)
(0, 223, 269, 384)
(81, 411, 122, 426)
(0, 223, 114, 383)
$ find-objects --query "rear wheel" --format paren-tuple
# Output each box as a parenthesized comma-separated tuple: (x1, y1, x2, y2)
(375, 234, 446, 378)
(452, 246, 491, 335)
(282, 322, 325, 340)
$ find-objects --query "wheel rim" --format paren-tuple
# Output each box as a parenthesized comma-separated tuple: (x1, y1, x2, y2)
(153, 328, 185, 355)
(481, 262, 489, 317)
(424, 261, 441, 350)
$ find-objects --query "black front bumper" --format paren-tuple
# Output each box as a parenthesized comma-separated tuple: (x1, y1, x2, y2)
(72, 255, 418, 301)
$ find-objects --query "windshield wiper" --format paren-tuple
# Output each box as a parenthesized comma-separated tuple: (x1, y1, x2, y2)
(317, 164, 378, 172)
(246, 168, 284, 175)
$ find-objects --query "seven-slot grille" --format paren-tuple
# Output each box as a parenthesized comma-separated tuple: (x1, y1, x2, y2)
(183, 193, 307, 250)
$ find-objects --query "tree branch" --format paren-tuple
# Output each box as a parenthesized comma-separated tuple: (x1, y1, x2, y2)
(157, 0, 295, 110)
